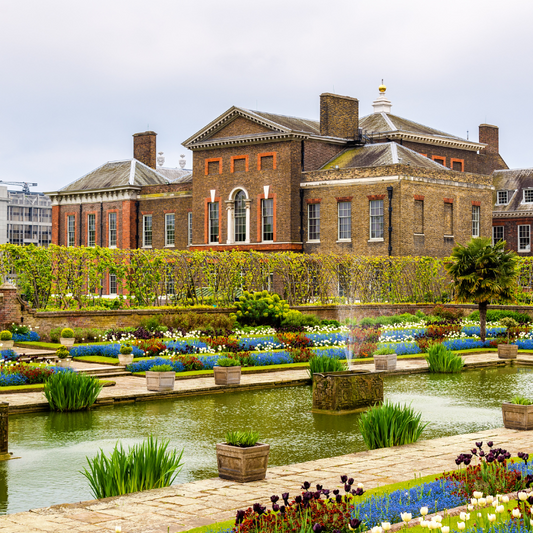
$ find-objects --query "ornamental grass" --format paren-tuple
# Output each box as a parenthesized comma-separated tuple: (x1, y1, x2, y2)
(307, 354, 347, 379)
(425, 343, 465, 373)
(82, 436, 184, 499)
(43, 371, 103, 412)
(358, 401, 427, 450)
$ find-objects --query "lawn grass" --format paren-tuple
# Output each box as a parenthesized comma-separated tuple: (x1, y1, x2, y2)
(0, 379, 115, 393)
(73, 356, 121, 365)
(15, 341, 62, 350)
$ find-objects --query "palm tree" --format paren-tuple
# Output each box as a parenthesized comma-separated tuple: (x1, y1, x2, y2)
(445, 238, 518, 342)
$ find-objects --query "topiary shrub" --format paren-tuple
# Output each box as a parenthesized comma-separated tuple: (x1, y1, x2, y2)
(0, 331, 12, 341)
(56, 346, 70, 359)
(231, 291, 290, 327)
(61, 328, 74, 339)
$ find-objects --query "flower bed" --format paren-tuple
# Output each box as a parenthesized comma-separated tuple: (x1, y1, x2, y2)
(0, 363, 72, 387)
(70, 344, 144, 359)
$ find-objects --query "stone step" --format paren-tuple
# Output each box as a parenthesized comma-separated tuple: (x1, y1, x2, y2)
(84, 370, 132, 379)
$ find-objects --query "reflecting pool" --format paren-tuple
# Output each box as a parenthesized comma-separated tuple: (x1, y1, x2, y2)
(1, 366, 531, 514)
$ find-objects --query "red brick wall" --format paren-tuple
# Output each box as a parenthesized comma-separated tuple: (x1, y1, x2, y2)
(303, 140, 345, 171)
(133, 131, 157, 169)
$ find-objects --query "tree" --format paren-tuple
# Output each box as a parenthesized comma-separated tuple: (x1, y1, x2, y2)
(446, 238, 518, 342)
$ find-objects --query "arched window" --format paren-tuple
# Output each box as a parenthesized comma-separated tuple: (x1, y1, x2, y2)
(234, 190, 247, 242)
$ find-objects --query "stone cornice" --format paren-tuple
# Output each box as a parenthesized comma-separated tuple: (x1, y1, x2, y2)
(47, 187, 141, 206)
(368, 131, 485, 152)
(186, 132, 310, 151)
(493, 211, 533, 218)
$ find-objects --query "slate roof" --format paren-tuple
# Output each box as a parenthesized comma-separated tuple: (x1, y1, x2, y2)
(240, 108, 321, 135)
(493, 168, 533, 215)
(360, 112, 465, 141)
(59, 160, 169, 192)
(321, 142, 449, 171)
(156, 167, 193, 184)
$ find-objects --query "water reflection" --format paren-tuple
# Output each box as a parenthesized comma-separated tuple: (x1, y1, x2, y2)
(0, 367, 530, 514)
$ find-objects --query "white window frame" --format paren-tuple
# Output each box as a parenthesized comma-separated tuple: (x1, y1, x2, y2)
(143, 215, 152, 248)
(187, 212, 192, 246)
(208, 202, 219, 243)
(337, 201, 351, 241)
(369, 199, 384, 241)
(497, 190, 509, 205)
(87, 213, 96, 247)
(307, 203, 320, 242)
(67, 215, 75, 247)
(492, 226, 504, 244)
(472, 205, 480, 238)
(165, 213, 175, 247)
(262, 198, 274, 242)
(108, 212, 117, 248)
(109, 274, 117, 295)
(519, 225, 531, 252)
(524, 189, 533, 203)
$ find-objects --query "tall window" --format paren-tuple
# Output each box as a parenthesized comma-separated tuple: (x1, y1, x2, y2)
(308, 204, 320, 241)
(262, 198, 274, 241)
(444, 203, 453, 235)
(338, 201, 351, 240)
(519, 225, 530, 252)
(492, 226, 504, 244)
(234, 191, 246, 242)
(414, 200, 424, 234)
(67, 215, 75, 247)
(108, 212, 117, 247)
(165, 213, 175, 246)
(187, 212, 192, 245)
(143, 215, 152, 247)
(369, 200, 384, 240)
(87, 214, 96, 247)
(472, 205, 480, 237)
(209, 202, 219, 243)
(109, 274, 117, 295)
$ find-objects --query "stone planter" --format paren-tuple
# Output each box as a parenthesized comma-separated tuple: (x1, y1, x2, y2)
(497, 344, 518, 359)
(58, 358, 72, 368)
(118, 353, 134, 366)
(60, 337, 75, 347)
(312, 370, 383, 414)
(146, 371, 176, 392)
(214, 366, 241, 386)
(216, 442, 270, 482)
(374, 353, 397, 371)
(0, 340, 14, 350)
(502, 402, 533, 430)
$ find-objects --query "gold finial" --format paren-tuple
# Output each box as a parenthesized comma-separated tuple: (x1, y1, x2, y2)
(379, 79, 386, 93)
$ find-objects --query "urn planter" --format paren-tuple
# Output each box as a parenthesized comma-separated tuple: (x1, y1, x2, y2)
(214, 365, 241, 386)
(216, 442, 270, 482)
(502, 402, 533, 430)
(146, 371, 176, 392)
(58, 358, 72, 368)
(374, 353, 397, 371)
(497, 344, 518, 359)
(0, 341, 14, 349)
(60, 337, 75, 347)
(118, 353, 134, 366)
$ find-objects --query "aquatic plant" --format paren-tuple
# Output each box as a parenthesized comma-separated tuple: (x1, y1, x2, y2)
(82, 436, 184, 498)
(307, 354, 347, 379)
(425, 343, 464, 373)
(43, 371, 103, 411)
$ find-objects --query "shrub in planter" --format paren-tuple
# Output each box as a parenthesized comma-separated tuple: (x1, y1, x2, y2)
(146, 364, 175, 391)
(373, 347, 397, 371)
(118, 343, 134, 365)
(214, 357, 241, 386)
(0, 331, 12, 341)
(216, 357, 240, 367)
(61, 328, 74, 339)
(44, 371, 103, 411)
(307, 354, 346, 379)
(502, 395, 533, 430)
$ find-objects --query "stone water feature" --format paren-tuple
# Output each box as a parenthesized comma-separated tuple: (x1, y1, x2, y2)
(312, 370, 383, 414)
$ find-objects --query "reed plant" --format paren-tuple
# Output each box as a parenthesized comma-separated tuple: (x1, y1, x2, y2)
(225, 429, 260, 447)
(425, 343, 464, 373)
(82, 436, 184, 498)
(307, 354, 347, 379)
(43, 371, 103, 412)
(511, 395, 533, 405)
(358, 401, 428, 450)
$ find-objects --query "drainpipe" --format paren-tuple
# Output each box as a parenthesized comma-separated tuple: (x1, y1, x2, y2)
(387, 186, 393, 256)
(79, 204, 83, 246)
(299, 189, 304, 247)
(100, 202, 104, 247)
(135, 200, 140, 249)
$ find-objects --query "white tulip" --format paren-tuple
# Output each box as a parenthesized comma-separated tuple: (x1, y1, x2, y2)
(381, 522, 391, 531)
(488, 514, 496, 523)
(478, 497, 487, 507)
(512, 509, 521, 518)
(371, 527, 383, 533)
(470, 498, 478, 505)
(401, 512, 412, 523)
(441, 527, 449, 533)
(420, 520, 429, 528)
(519, 491, 528, 501)
(420, 506, 429, 516)
(357, 482, 364, 489)
(467, 504, 474, 511)
(433, 515, 443, 522)
(115, 528, 122, 533)
(496, 505, 505, 513)
(486, 495, 494, 504)
(473, 491, 483, 499)
(502, 495, 510, 503)
(457, 522, 466, 530)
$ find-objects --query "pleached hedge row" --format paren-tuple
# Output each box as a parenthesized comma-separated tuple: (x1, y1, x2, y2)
(3, 244, 533, 311)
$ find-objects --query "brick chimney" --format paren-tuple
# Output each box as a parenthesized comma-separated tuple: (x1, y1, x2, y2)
(320, 93, 359, 139)
(133, 131, 157, 169)
(479, 124, 499, 155)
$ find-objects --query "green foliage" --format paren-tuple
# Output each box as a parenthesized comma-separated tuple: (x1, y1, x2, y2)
(50, 327, 103, 343)
(8, 323, 29, 335)
(511, 395, 533, 405)
(358, 401, 428, 450)
(425, 343, 464, 373)
(139, 315, 166, 332)
(499, 317, 519, 329)
(43, 371, 103, 411)
(320, 319, 341, 327)
(468, 309, 531, 323)
(149, 364, 174, 372)
(60, 328, 74, 338)
(280, 310, 321, 328)
(0, 330, 12, 341)
(224, 429, 260, 447)
(307, 355, 347, 379)
(119, 344, 133, 354)
(216, 357, 241, 367)
(161, 312, 235, 333)
(55, 346, 70, 359)
(359, 313, 421, 327)
(431, 305, 463, 321)
(374, 347, 396, 355)
(232, 291, 290, 327)
(82, 436, 184, 499)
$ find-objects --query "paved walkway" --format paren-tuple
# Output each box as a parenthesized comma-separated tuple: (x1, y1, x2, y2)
(0, 426, 531, 532)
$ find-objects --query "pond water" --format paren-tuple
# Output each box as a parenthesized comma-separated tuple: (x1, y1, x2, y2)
(1, 366, 531, 514)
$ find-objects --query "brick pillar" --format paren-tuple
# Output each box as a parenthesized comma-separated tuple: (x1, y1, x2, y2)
(320, 93, 359, 139)
(133, 131, 157, 169)
(121, 200, 137, 249)
(0, 283, 19, 326)
(479, 124, 499, 155)
(51, 205, 60, 245)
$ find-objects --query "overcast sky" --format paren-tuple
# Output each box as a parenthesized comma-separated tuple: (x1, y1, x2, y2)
(0, 0, 532, 193)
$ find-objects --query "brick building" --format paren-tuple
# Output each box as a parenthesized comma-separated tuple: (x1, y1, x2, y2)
(48, 86, 508, 269)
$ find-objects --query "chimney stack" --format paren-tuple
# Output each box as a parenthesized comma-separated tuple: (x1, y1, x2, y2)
(479, 124, 499, 155)
(320, 93, 359, 139)
(133, 131, 157, 169)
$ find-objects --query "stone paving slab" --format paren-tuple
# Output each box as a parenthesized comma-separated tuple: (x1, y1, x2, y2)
(0, 427, 531, 532)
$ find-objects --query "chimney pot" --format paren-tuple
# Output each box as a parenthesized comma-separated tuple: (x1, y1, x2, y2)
(133, 131, 157, 169)
(479, 124, 499, 155)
